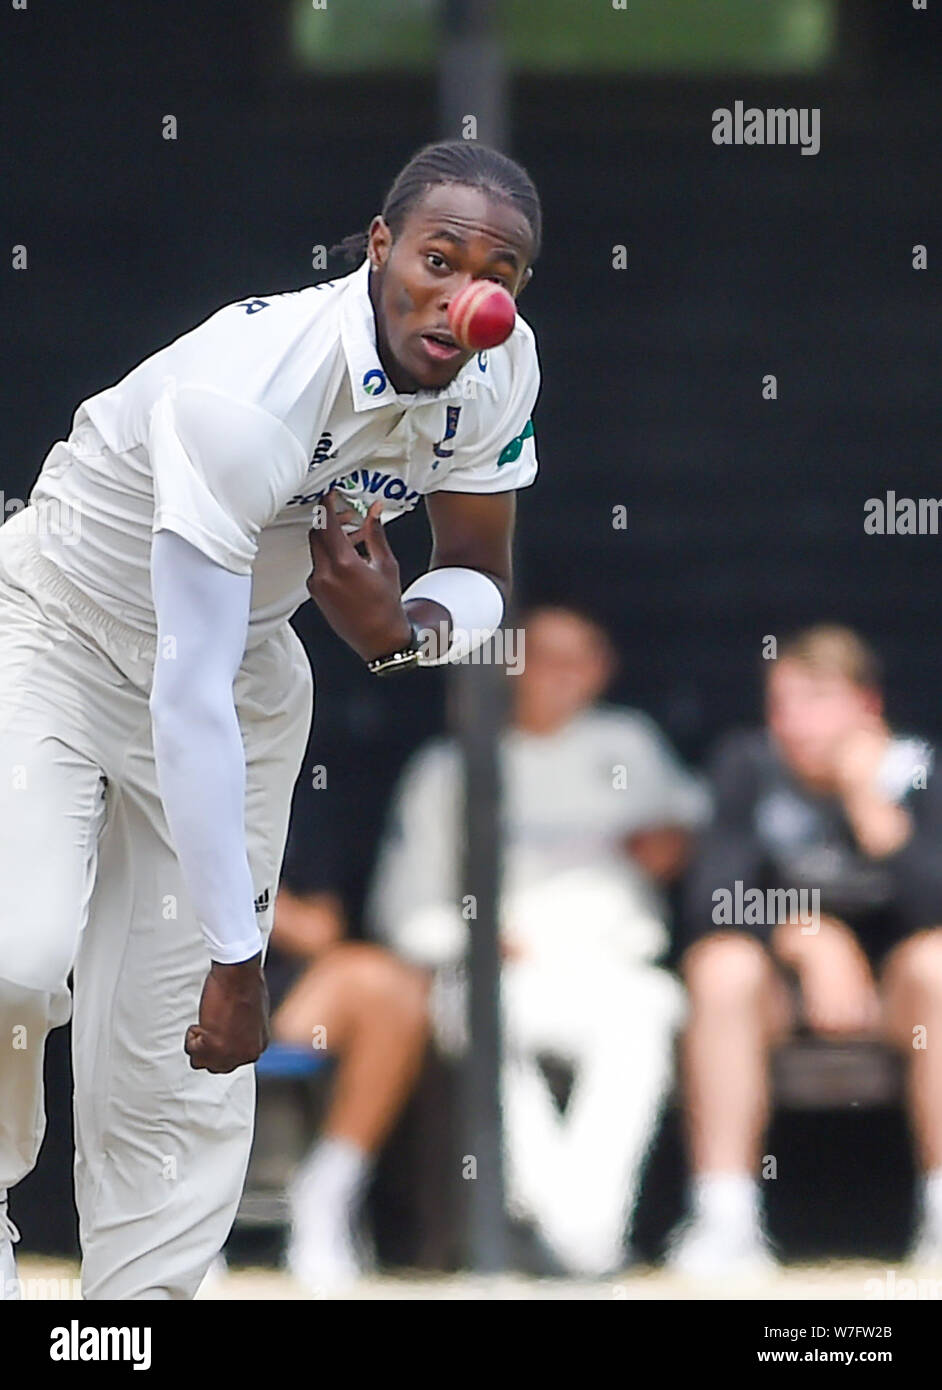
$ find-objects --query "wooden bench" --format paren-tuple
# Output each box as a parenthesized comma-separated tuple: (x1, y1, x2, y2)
(771, 1035, 904, 1110)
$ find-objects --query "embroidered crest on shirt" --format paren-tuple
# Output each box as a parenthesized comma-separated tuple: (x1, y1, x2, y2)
(432, 405, 462, 467)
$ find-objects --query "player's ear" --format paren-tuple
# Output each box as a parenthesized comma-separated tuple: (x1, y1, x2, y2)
(515, 265, 534, 297)
(368, 216, 393, 270)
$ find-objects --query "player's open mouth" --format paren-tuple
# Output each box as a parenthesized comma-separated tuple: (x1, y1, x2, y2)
(419, 331, 461, 362)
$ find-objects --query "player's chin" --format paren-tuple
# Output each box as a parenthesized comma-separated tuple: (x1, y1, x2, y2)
(405, 336, 469, 389)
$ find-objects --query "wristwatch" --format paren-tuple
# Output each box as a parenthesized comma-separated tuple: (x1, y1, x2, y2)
(366, 624, 421, 676)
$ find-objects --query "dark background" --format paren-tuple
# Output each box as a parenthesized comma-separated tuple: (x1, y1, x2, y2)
(3, 0, 940, 1262)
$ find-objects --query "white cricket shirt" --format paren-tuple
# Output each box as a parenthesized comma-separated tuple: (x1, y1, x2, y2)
(369, 706, 711, 968)
(28, 258, 540, 642)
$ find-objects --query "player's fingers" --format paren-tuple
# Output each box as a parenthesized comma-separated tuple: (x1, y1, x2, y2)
(186, 1026, 254, 1074)
(307, 502, 336, 560)
(361, 502, 395, 566)
(203, 1056, 239, 1075)
(184, 1025, 211, 1069)
(309, 491, 355, 566)
(340, 509, 371, 547)
(188, 1042, 237, 1073)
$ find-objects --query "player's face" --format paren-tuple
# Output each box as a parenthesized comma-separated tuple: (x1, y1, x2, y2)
(766, 660, 881, 783)
(514, 612, 614, 734)
(366, 184, 534, 393)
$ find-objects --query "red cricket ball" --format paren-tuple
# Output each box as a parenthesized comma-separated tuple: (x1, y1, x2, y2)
(447, 280, 516, 352)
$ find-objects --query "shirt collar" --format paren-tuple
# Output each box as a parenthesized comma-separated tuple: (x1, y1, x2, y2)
(339, 257, 498, 412)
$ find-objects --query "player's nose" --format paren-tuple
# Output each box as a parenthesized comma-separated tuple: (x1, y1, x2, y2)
(439, 272, 473, 310)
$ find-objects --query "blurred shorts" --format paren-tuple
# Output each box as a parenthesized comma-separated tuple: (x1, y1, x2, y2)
(680, 907, 927, 977)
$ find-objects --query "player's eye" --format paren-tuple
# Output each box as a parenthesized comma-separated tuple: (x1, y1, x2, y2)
(426, 252, 451, 272)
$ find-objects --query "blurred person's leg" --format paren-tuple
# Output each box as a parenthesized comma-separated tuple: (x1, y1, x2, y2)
(668, 932, 793, 1276)
(880, 927, 942, 1263)
(500, 1044, 566, 1242)
(535, 963, 686, 1275)
(272, 941, 429, 1289)
(498, 955, 684, 1275)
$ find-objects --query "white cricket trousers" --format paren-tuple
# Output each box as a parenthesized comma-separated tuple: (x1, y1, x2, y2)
(0, 515, 313, 1299)
(500, 957, 686, 1275)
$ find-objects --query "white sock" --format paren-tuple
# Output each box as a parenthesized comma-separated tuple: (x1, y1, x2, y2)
(692, 1172, 760, 1228)
(920, 1169, 942, 1228)
(296, 1137, 370, 1211)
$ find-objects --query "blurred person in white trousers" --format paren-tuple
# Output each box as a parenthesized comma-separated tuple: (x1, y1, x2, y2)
(367, 606, 709, 1276)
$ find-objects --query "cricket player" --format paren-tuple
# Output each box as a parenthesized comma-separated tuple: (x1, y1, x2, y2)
(0, 139, 541, 1299)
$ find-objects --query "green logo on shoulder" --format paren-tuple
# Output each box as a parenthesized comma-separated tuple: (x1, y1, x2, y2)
(496, 417, 534, 468)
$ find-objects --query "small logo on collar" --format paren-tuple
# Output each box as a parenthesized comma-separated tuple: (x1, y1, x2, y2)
(362, 368, 387, 396)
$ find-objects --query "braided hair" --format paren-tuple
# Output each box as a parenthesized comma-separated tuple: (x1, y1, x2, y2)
(328, 140, 542, 269)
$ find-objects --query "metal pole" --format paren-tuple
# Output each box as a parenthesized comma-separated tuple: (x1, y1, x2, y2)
(438, 0, 507, 148)
(437, 0, 509, 1274)
(453, 648, 507, 1272)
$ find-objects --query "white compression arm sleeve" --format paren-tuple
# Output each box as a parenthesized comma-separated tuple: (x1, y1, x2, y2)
(149, 528, 261, 964)
(400, 566, 505, 665)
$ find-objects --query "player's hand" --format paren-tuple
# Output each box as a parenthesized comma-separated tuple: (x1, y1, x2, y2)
(185, 955, 270, 1073)
(307, 495, 413, 661)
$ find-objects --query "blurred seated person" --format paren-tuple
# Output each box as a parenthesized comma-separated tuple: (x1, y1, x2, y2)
(264, 794, 429, 1292)
(367, 605, 709, 1276)
(669, 625, 942, 1277)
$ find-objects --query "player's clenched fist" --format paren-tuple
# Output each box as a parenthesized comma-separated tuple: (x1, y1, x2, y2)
(185, 956, 270, 1073)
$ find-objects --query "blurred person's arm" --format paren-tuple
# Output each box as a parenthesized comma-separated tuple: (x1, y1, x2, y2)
(613, 710, 712, 883)
(272, 886, 345, 961)
(766, 724, 891, 1035)
(365, 740, 465, 967)
(836, 726, 942, 932)
(832, 722, 912, 857)
(626, 826, 695, 884)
